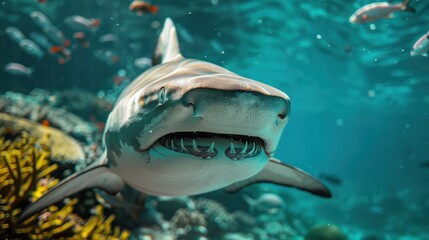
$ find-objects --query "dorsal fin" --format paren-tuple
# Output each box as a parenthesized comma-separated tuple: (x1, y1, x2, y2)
(152, 18, 183, 65)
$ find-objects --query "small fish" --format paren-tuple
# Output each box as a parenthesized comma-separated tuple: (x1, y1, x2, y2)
(50, 46, 71, 64)
(349, 0, 415, 23)
(112, 74, 129, 86)
(35, 0, 47, 3)
(30, 32, 53, 51)
(73, 31, 90, 48)
(4, 63, 33, 77)
(320, 173, 343, 186)
(42, 119, 50, 127)
(43, 26, 71, 47)
(64, 15, 101, 32)
(134, 57, 152, 69)
(98, 34, 118, 44)
(5, 27, 25, 43)
(19, 39, 44, 58)
(243, 193, 284, 215)
(30, 11, 52, 30)
(129, 1, 158, 16)
(410, 31, 429, 57)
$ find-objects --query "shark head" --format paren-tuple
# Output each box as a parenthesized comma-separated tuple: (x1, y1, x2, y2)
(104, 19, 290, 196)
(19, 18, 330, 222)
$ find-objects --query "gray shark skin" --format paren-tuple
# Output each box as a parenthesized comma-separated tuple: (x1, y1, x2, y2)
(19, 18, 331, 221)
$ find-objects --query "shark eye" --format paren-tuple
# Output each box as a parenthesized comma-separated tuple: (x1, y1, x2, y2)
(158, 87, 167, 104)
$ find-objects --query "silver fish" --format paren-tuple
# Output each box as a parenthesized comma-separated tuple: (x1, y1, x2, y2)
(30, 11, 52, 30)
(64, 15, 100, 32)
(134, 57, 152, 69)
(410, 31, 429, 57)
(19, 39, 44, 58)
(19, 18, 331, 221)
(4, 63, 33, 77)
(5, 26, 24, 43)
(99, 33, 118, 44)
(30, 32, 53, 51)
(349, 0, 415, 23)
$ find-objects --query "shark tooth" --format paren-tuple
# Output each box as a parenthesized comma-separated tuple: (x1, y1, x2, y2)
(170, 138, 176, 150)
(208, 142, 215, 153)
(180, 138, 187, 151)
(192, 139, 200, 152)
(249, 142, 256, 155)
(230, 142, 236, 154)
(241, 141, 248, 154)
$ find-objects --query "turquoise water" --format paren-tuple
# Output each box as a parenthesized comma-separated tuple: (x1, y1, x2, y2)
(1, 0, 429, 239)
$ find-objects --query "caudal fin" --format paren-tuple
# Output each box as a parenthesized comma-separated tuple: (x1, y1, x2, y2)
(401, 0, 416, 13)
(242, 194, 257, 212)
(18, 164, 125, 222)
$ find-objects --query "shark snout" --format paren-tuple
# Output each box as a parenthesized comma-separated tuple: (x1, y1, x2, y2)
(182, 88, 289, 127)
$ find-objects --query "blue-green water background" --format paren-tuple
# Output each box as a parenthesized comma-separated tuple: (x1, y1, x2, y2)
(1, 0, 429, 237)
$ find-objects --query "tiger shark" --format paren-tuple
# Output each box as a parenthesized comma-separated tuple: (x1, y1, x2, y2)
(20, 18, 331, 220)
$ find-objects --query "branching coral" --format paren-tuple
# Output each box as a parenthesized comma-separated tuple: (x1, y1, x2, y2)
(0, 131, 129, 240)
(0, 131, 59, 236)
(193, 198, 237, 234)
(171, 209, 207, 240)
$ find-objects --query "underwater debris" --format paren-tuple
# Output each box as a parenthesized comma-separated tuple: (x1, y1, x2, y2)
(305, 224, 348, 240)
(0, 132, 130, 240)
(0, 113, 85, 163)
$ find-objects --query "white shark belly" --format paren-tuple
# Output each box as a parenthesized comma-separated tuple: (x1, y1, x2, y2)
(110, 142, 268, 196)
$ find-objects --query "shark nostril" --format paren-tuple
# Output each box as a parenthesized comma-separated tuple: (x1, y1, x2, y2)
(186, 102, 194, 108)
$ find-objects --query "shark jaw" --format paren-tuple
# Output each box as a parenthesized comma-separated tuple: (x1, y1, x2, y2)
(158, 132, 264, 160)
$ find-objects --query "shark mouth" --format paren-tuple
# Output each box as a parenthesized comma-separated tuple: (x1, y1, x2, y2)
(159, 132, 264, 160)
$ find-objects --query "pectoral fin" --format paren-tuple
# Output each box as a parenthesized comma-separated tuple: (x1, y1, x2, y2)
(224, 158, 332, 198)
(19, 165, 125, 221)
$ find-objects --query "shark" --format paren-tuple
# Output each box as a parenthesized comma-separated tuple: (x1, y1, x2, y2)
(19, 18, 331, 221)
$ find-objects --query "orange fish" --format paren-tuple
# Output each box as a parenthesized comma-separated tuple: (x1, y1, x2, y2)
(35, 0, 47, 4)
(91, 19, 101, 28)
(112, 75, 128, 86)
(42, 119, 50, 127)
(50, 46, 71, 64)
(129, 1, 158, 16)
(63, 39, 71, 48)
(97, 122, 105, 132)
(73, 31, 90, 48)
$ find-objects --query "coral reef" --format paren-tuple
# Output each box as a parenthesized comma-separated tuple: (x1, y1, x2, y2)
(0, 113, 85, 163)
(171, 208, 207, 239)
(53, 89, 113, 120)
(194, 198, 237, 234)
(0, 131, 129, 240)
(0, 90, 99, 144)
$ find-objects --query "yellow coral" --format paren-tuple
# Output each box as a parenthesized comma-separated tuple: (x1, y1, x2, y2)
(0, 132, 58, 236)
(0, 131, 129, 240)
(0, 113, 85, 162)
